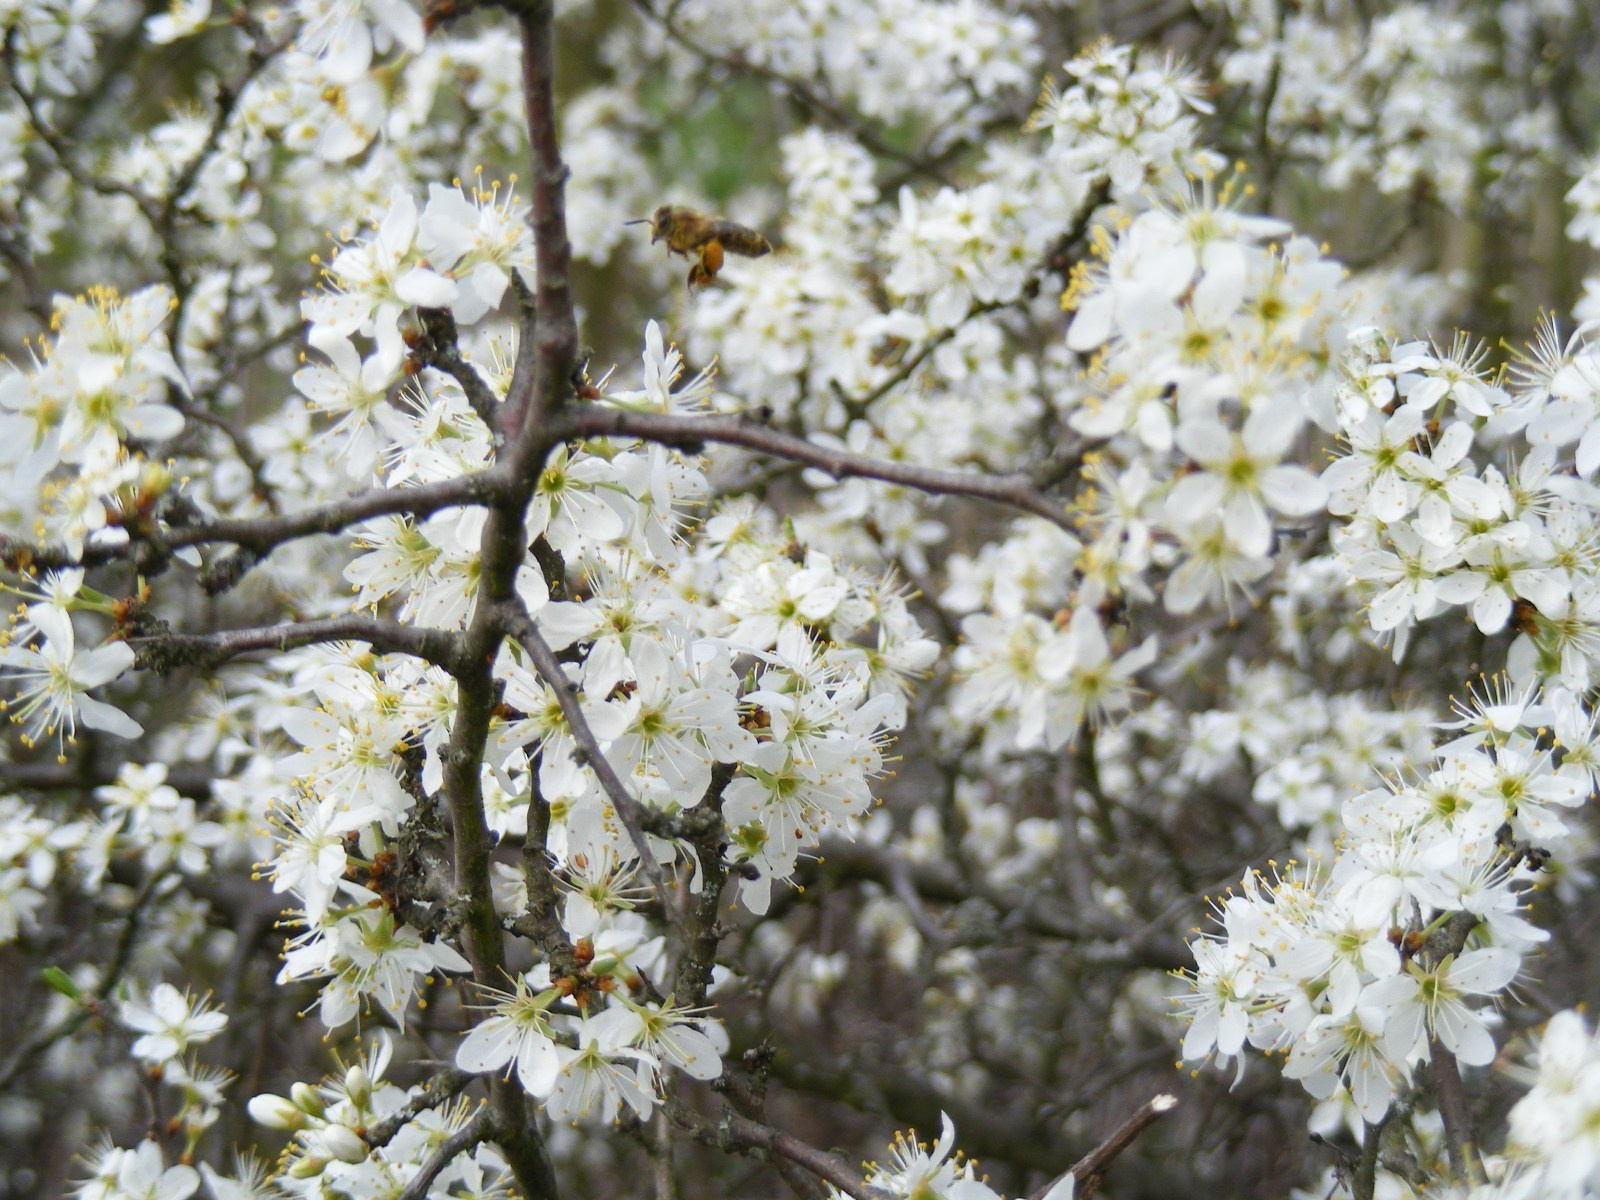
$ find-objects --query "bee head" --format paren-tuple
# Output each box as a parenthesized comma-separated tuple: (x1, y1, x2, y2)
(648, 205, 675, 243)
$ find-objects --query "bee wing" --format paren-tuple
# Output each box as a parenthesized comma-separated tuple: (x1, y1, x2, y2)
(709, 220, 772, 258)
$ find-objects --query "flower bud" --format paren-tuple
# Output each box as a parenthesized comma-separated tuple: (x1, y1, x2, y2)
(322, 1124, 369, 1164)
(344, 1064, 371, 1108)
(246, 1093, 305, 1131)
(291, 1082, 326, 1119)
(287, 1156, 329, 1180)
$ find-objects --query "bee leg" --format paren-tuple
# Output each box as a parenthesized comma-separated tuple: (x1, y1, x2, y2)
(687, 240, 725, 289)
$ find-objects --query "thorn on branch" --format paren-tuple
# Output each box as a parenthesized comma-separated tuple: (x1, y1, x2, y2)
(198, 547, 262, 594)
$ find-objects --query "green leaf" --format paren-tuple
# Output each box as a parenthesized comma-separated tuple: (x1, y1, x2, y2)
(40, 967, 82, 1001)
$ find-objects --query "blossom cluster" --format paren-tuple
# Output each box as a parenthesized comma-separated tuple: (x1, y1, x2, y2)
(1327, 324, 1600, 687)
(1030, 41, 1220, 199)
(251, 289, 933, 1121)
(1171, 660, 1436, 838)
(0, 756, 259, 943)
(0, 573, 142, 755)
(452, 967, 725, 1126)
(249, 1034, 515, 1199)
(0, 285, 186, 556)
(7, 0, 1600, 1195)
(934, 180, 1350, 760)
(296, 180, 533, 473)
(1209, 2, 1559, 215)
(683, 41, 1217, 435)
(1178, 682, 1594, 1123)
(659, 0, 1041, 132)
(1502, 1009, 1600, 1198)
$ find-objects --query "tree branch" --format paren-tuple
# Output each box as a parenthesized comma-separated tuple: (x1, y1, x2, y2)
(127, 615, 465, 674)
(1353, 1110, 1392, 1200)
(510, 766, 583, 976)
(168, 470, 507, 553)
(415, 7, 582, 1198)
(415, 306, 503, 428)
(0, 471, 508, 580)
(559, 408, 1076, 533)
(501, 0, 579, 451)
(1428, 1041, 1485, 1186)
(671, 770, 733, 1007)
(396, 1107, 492, 1200)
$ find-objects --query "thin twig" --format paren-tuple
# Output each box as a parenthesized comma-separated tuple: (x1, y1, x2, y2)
(1251, 0, 1287, 202)
(633, 0, 953, 184)
(831, 319, 973, 417)
(664, 1098, 894, 1200)
(165, 385, 281, 514)
(1028, 1092, 1177, 1200)
(498, 604, 676, 916)
(827, 177, 1110, 419)
(0, 215, 52, 323)
(366, 1067, 476, 1147)
(4, 29, 161, 224)
(158, 31, 293, 391)
(0, 868, 171, 1090)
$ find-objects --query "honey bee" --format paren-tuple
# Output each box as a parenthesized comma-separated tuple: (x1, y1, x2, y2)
(1511, 597, 1542, 637)
(628, 205, 772, 289)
